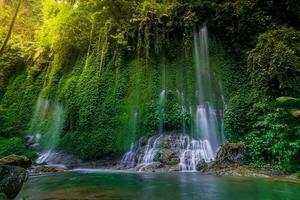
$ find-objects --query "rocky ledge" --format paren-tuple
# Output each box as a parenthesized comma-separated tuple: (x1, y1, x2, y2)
(31, 165, 65, 174)
(0, 155, 32, 169)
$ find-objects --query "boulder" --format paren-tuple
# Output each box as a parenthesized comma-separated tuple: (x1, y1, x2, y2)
(32, 165, 64, 174)
(0, 155, 32, 169)
(135, 162, 163, 172)
(196, 159, 208, 172)
(168, 165, 180, 172)
(0, 165, 28, 199)
(215, 142, 249, 166)
(23, 135, 34, 147)
(154, 149, 180, 166)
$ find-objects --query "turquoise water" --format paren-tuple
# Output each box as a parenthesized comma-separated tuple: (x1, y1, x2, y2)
(17, 171, 300, 200)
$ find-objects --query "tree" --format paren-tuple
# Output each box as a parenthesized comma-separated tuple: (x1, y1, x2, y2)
(0, 0, 22, 55)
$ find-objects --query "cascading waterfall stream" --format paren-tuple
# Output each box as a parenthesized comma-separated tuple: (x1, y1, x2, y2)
(158, 90, 166, 135)
(121, 111, 139, 168)
(30, 96, 65, 164)
(177, 90, 187, 134)
(121, 24, 225, 172)
(179, 136, 214, 171)
(141, 135, 162, 164)
(193, 24, 225, 154)
(121, 135, 217, 172)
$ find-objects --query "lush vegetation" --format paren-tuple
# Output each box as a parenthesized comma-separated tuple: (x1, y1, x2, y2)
(0, 0, 299, 171)
(0, 137, 36, 159)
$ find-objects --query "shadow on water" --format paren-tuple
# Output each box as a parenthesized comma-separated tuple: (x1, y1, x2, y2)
(17, 172, 300, 200)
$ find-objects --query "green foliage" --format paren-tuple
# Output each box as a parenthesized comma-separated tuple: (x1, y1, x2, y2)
(0, 137, 36, 159)
(224, 94, 255, 141)
(245, 107, 300, 170)
(213, 0, 276, 55)
(248, 27, 300, 97)
(225, 24, 300, 171)
(163, 90, 191, 131)
(143, 90, 191, 135)
(0, 44, 25, 98)
(0, 70, 44, 136)
(0, 0, 299, 171)
(37, 0, 92, 52)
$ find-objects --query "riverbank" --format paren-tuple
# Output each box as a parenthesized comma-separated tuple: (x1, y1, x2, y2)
(29, 138, 300, 184)
(29, 154, 300, 185)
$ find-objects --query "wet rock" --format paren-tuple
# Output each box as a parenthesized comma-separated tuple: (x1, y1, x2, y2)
(23, 135, 34, 147)
(155, 149, 180, 166)
(0, 155, 32, 169)
(24, 134, 41, 149)
(200, 142, 253, 176)
(37, 151, 123, 169)
(211, 167, 243, 177)
(196, 159, 208, 172)
(37, 151, 83, 168)
(0, 165, 28, 199)
(139, 136, 148, 146)
(135, 162, 163, 172)
(168, 165, 180, 172)
(33, 165, 64, 174)
(215, 142, 249, 166)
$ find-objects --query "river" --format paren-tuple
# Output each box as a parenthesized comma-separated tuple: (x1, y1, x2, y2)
(17, 170, 300, 200)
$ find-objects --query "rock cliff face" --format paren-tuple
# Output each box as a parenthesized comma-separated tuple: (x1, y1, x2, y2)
(0, 165, 28, 199)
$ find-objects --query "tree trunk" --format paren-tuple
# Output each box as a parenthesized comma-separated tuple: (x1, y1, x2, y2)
(0, 0, 22, 55)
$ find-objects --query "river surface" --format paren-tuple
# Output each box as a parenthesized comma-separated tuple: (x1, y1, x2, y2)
(17, 170, 300, 200)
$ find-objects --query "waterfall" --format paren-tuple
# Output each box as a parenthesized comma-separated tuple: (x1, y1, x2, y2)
(141, 135, 162, 164)
(158, 90, 165, 135)
(121, 143, 136, 168)
(176, 90, 187, 134)
(193, 24, 225, 153)
(30, 96, 65, 164)
(120, 135, 214, 172)
(178, 136, 213, 171)
(120, 24, 225, 172)
(121, 111, 138, 167)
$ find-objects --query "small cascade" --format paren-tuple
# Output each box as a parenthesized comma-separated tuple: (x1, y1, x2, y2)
(36, 150, 56, 164)
(120, 134, 215, 172)
(29, 96, 65, 164)
(121, 109, 139, 167)
(121, 143, 137, 168)
(178, 136, 213, 171)
(141, 135, 162, 164)
(121, 135, 163, 171)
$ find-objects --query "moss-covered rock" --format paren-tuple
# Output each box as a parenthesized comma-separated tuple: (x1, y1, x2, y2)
(0, 155, 31, 169)
(215, 142, 250, 166)
(154, 148, 180, 166)
(0, 165, 28, 199)
(33, 165, 64, 174)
